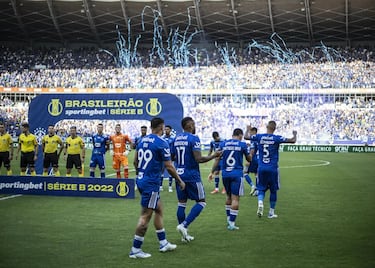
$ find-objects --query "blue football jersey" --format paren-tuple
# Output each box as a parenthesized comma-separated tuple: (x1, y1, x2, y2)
(210, 138, 223, 152)
(220, 139, 249, 177)
(250, 134, 288, 168)
(161, 133, 175, 149)
(250, 140, 259, 161)
(172, 132, 202, 182)
(136, 134, 171, 184)
(92, 134, 109, 154)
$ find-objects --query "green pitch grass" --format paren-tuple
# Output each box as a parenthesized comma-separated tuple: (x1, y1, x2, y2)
(0, 152, 374, 268)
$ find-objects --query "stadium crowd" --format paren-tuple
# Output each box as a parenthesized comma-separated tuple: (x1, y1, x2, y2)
(0, 45, 374, 144)
(0, 46, 374, 89)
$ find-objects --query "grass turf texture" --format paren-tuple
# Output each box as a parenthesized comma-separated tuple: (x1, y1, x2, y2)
(0, 151, 374, 268)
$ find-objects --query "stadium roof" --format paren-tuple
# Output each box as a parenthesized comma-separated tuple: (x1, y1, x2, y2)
(0, 0, 374, 46)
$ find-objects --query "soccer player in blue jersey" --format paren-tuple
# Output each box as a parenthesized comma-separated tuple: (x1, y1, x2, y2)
(247, 121, 297, 218)
(132, 125, 147, 149)
(160, 125, 175, 192)
(89, 123, 110, 178)
(172, 117, 221, 242)
(244, 127, 258, 195)
(209, 128, 251, 230)
(129, 117, 185, 259)
(208, 131, 225, 194)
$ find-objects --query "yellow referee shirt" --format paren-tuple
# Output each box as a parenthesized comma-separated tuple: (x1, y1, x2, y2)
(19, 133, 37, 153)
(66, 136, 84, 155)
(42, 134, 62, 153)
(0, 133, 12, 152)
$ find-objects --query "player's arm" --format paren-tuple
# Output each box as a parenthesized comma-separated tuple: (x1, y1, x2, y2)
(33, 136, 38, 160)
(208, 156, 220, 181)
(244, 125, 252, 140)
(285, 131, 297, 143)
(41, 136, 46, 154)
(193, 150, 221, 163)
(63, 141, 68, 160)
(8, 136, 14, 160)
(105, 138, 110, 152)
(80, 139, 85, 161)
(133, 149, 139, 175)
(164, 160, 185, 190)
(57, 137, 64, 158)
(207, 142, 214, 156)
(16, 137, 22, 160)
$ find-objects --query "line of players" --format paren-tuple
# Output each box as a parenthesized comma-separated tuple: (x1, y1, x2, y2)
(0, 121, 146, 178)
(129, 116, 297, 258)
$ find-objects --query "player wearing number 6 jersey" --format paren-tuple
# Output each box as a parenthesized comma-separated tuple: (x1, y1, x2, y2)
(130, 117, 185, 259)
(247, 121, 297, 219)
(209, 128, 251, 230)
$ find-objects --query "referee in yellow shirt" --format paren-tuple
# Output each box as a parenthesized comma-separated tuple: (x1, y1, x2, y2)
(0, 122, 13, 175)
(16, 122, 38, 176)
(64, 126, 85, 177)
(42, 125, 63, 176)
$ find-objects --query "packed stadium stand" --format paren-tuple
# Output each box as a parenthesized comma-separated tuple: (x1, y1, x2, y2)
(0, 0, 374, 145)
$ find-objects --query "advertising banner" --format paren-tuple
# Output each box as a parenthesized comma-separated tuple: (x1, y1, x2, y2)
(279, 145, 375, 153)
(27, 93, 184, 174)
(0, 176, 135, 199)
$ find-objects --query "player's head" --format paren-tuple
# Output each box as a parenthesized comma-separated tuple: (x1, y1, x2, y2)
(150, 117, 164, 135)
(212, 131, 220, 140)
(267, 121, 277, 133)
(0, 122, 5, 133)
(97, 123, 103, 134)
(165, 125, 172, 135)
(70, 126, 77, 136)
(115, 124, 121, 134)
(250, 127, 257, 136)
(232, 128, 243, 139)
(140, 125, 147, 136)
(48, 125, 55, 135)
(181, 117, 195, 134)
(21, 122, 30, 133)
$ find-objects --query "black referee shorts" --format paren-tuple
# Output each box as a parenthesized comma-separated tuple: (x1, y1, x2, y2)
(20, 151, 35, 168)
(43, 152, 59, 168)
(0, 152, 11, 168)
(66, 154, 82, 169)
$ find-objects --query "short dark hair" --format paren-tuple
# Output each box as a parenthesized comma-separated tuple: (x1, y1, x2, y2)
(250, 127, 257, 133)
(151, 117, 164, 129)
(70, 126, 77, 130)
(233, 128, 243, 136)
(140, 125, 147, 129)
(22, 122, 29, 128)
(268, 121, 277, 130)
(212, 131, 219, 138)
(165, 125, 172, 130)
(181, 117, 193, 130)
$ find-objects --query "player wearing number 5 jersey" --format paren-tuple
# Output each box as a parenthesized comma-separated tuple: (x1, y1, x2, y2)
(209, 128, 251, 230)
(130, 117, 185, 259)
(247, 121, 297, 219)
(172, 117, 221, 242)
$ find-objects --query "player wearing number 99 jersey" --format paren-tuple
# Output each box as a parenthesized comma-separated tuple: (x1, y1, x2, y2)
(130, 117, 185, 259)
(249, 121, 297, 219)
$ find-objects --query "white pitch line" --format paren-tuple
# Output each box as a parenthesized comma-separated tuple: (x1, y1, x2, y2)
(0, 194, 22, 201)
(280, 160, 330, 169)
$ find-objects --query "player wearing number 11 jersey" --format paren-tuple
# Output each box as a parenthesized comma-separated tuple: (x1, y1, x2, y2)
(247, 121, 297, 219)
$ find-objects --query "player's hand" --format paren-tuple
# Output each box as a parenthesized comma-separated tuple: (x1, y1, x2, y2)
(177, 180, 186, 191)
(34, 155, 37, 161)
(63, 155, 67, 161)
(208, 173, 213, 182)
(213, 150, 222, 158)
(293, 130, 297, 136)
(9, 155, 13, 161)
(123, 151, 129, 156)
(246, 125, 252, 131)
